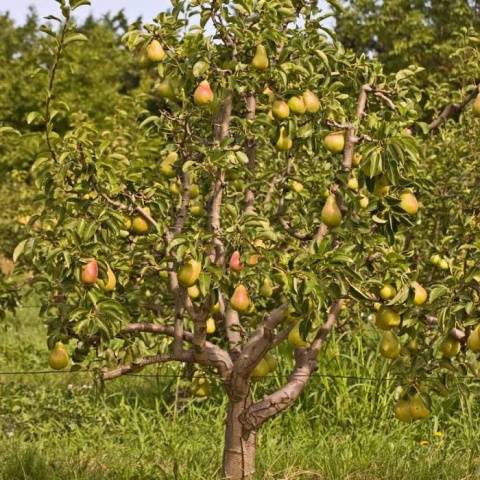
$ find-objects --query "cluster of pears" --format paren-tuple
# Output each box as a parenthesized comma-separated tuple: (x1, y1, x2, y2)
(394, 393, 430, 422)
(192, 374, 210, 397)
(440, 325, 480, 359)
(48, 341, 70, 370)
(81, 259, 117, 292)
(177, 258, 202, 300)
(122, 207, 153, 236)
(429, 254, 449, 270)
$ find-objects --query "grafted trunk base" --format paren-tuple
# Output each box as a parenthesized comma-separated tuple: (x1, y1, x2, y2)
(222, 396, 256, 480)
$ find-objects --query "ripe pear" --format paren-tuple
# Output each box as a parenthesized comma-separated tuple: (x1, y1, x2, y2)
(379, 331, 401, 359)
(275, 126, 293, 151)
(246, 254, 260, 266)
(380, 284, 396, 300)
(131, 215, 149, 234)
(321, 194, 342, 228)
(409, 394, 430, 420)
(375, 306, 401, 330)
(323, 131, 345, 153)
(229, 250, 243, 273)
(473, 94, 480, 116)
(272, 100, 290, 119)
(146, 39, 166, 62)
(156, 78, 174, 99)
(288, 96, 306, 115)
(291, 180, 304, 193)
(194, 380, 210, 397)
(400, 192, 419, 215)
(394, 399, 413, 422)
(252, 358, 270, 378)
(81, 260, 98, 285)
(188, 285, 200, 299)
(206, 317, 216, 334)
(467, 326, 480, 353)
(177, 259, 202, 287)
(103, 266, 117, 292)
(412, 282, 428, 305)
(264, 353, 277, 372)
(189, 184, 200, 199)
(251, 44, 269, 70)
(230, 284, 250, 312)
(48, 342, 69, 370)
(373, 176, 390, 197)
(263, 86, 275, 102)
(441, 337, 460, 358)
(260, 277, 274, 297)
(352, 153, 363, 167)
(169, 181, 180, 195)
(302, 90, 320, 113)
(288, 322, 308, 348)
(160, 160, 176, 178)
(190, 204, 205, 217)
(194, 80, 214, 105)
(359, 195, 369, 209)
(430, 254, 441, 265)
(438, 259, 449, 270)
(347, 177, 359, 191)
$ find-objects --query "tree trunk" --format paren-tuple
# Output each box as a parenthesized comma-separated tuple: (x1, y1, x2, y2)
(222, 395, 256, 480)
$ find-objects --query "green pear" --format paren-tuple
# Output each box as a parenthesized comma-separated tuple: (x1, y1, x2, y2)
(379, 284, 396, 300)
(275, 126, 293, 151)
(409, 394, 430, 420)
(473, 94, 480, 116)
(177, 259, 201, 287)
(467, 326, 480, 353)
(288, 322, 308, 348)
(375, 306, 401, 330)
(251, 44, 269, 70)
(394, 399, 413, 422)
(379, 331, 401, 359)
(259, 277, 273, 297)
(321, 194, 342, 228)
(288, 96, 306, 114)
(252, 358, 270, 378)
(440, 337, 460, 358)
(48, 342, 69, 370)
(156, 78, 175, 99)
(373, 176, 390, 197)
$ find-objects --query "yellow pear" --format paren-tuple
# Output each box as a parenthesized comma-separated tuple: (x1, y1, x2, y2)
(146, 39, 166, 62)
(169, 181, 180, 195)
(275, 126, 293, 151)
(251, 44, 269, 70)
(352, 153, 363, 167)
(103, 266, 117, 292)
(156, 78, 175, 99)
(373, 176, 390, 197)
(467, 326, 480, 353)
(260, 277, 274, 298)
(379, 331, 401, 359)
(412, 282, 428, 305)
(188, 285, 200, 299)
(194, 80, 214, 105)
(288, 322, 308, 348)
(302, 90, 320, 113)
(272, 100, 290, 119)
(252, 358, 270, 378)
(206, 317, 216, 334)
(321, 194, 342, 228)
(230, 284, 250, 312)
(291, 180, 304, 193)
(347, 177, 359, 191)
(359, 195, 369, 209)
(323, 131, 345, 153)
(131, 215, 149, 234)
(177, 259, 202, 287)
(441, 337, 460, 358)
(409, 394, 430, 420)
(473, 94, 480, 116)
(189, 184, 200, 199)
(48, 342, 69, 370)
(264, 353, 277, 372)
(190, 204, 205, 217)
(438, 259, 449, 270)
(394, 399, 413, 422)
(379, 284, 396, 300)
(375, 306, 401, 330)
(288, 96, 306, 115)
(400, 192, 419, 215)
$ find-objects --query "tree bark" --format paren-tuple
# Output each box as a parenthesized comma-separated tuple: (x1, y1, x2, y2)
(222, 395, 256, 480)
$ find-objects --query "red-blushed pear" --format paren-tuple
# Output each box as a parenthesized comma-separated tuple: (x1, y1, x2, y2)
(229, 250, 243, 272)
(323, 131, 345, 153)
(272, 100, 290, 119)
(81, 259, 98, 285)
(302, 90, 320, 113)
(230, 284, 250, 312)
(48, 342, 69, 370)
(473, 94, 480, 116)
(400, 191, 419, 215)
(321, 194, 342, 228)
(146, 39, 166, 62)
(251, 44, 269, 70)
(275, 126, 292, 151)
(287, 96, 306, 114)
(194, 80, 214, 105)
(412, 282, 428, 305)
(177, 259, 202, 287)
(379, 331, 401, 359)
(467, 326, 480, 353)
(375, 306, 401, 330)
(440, 337, 460, 358)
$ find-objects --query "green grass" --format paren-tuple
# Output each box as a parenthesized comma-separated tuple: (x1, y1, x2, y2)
(1, 308, 480, 479)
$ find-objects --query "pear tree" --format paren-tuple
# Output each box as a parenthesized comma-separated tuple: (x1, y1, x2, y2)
(17, 0, 465, 478)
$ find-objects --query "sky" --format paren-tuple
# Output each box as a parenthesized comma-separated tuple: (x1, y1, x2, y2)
(2, 1, 331, 25)
(1, 0, 173, 24)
